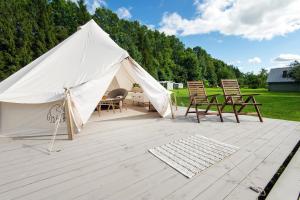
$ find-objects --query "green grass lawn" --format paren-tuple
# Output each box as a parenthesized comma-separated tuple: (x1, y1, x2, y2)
(173, 88, 300, 122)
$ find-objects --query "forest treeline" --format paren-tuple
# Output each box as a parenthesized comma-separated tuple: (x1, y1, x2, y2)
(0, 0, 268, 88)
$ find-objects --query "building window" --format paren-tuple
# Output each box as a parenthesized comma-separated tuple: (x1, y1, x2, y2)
(282, 70, 288, 78)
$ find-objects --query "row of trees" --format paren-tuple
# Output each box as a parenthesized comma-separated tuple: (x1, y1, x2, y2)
(0, 0, 268, 88)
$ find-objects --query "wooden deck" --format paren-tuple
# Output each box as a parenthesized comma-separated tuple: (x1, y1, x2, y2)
(0, 106, 299, 200)
(266, 148, 300, 200)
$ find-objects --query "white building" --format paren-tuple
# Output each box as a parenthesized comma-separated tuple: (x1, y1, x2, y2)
(159, 81, 184, 90)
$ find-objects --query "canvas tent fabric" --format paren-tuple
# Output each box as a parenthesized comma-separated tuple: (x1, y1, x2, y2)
(0, 19, 171, 136)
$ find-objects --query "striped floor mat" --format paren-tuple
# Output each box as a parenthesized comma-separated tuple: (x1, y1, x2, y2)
(149, 135, 239, 178)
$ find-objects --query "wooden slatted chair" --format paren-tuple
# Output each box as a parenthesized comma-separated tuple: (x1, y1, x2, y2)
(220, 79, 263, 123)
(185, 81, 223, 123)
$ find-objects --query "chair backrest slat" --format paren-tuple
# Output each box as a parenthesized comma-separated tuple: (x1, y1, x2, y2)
(187, 81, 208, 104)
(221, 79, 241, 96)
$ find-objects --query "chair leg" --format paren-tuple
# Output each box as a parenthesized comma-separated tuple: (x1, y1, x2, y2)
(195, 105, 200, 123)
(237, 96, 251, 113)
(205, 97, 214, 113)
(174, 93, 178, 111)
(252, 98, 263, 122)
(124, 101, 127, 110)
(220, 103, 226, 113)
(112, 103, 115, 113)
(220, 97, 230, 112)
(216, 105, 224, 122)
(97, 104, 101, 117)
(254, 104, 263, 122)
(185, 101, 193, 117)
(233, 104, 240, 123)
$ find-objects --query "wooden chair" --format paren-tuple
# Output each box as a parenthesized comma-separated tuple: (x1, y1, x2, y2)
(185, 81, 223, 123)
(220, 79, 263, 123)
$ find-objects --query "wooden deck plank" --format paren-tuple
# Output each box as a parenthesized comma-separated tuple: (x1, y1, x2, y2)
(105, 168, 179, 200)
(266, 145, 300, 200)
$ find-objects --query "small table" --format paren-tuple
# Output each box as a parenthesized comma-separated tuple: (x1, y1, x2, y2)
(97, 98, 116, 116)
(131, 92, 149, 106)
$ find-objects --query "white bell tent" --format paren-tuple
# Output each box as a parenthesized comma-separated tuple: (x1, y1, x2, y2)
(0, 19, 172, 139)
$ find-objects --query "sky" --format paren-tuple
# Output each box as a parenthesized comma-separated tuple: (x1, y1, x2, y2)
(82, 0, 300, 73)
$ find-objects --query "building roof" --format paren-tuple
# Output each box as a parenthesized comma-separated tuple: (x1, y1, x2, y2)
(267, 67, 295, 83)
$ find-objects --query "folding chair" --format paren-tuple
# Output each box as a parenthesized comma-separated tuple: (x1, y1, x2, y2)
(220, 79, 263, 123)
(185, 81, 223, 123)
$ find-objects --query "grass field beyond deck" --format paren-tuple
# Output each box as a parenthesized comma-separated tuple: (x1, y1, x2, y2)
(173, 88, 300, 122)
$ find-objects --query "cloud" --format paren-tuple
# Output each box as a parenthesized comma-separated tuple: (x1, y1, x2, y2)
(248, 57, 262, 64)
(90, 0, 107, 13)
(146, 24, 156, 30)
(274, 53, 300, 62)
(71, 0, 107, 14)
(159, 0, 300, 40)
(116, 7, 132, 19)
(228, 60, 241, 65)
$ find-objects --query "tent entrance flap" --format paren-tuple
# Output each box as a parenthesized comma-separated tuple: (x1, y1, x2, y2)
(69, 61, 122, 125)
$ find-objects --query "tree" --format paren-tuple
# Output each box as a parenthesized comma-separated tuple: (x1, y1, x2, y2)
(289, 61, 300, 81)
(245, 73, 259, 88)
(193, 47, 217, 86)
(257, 68, 268, 88)
(180, 48, 201, 81)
